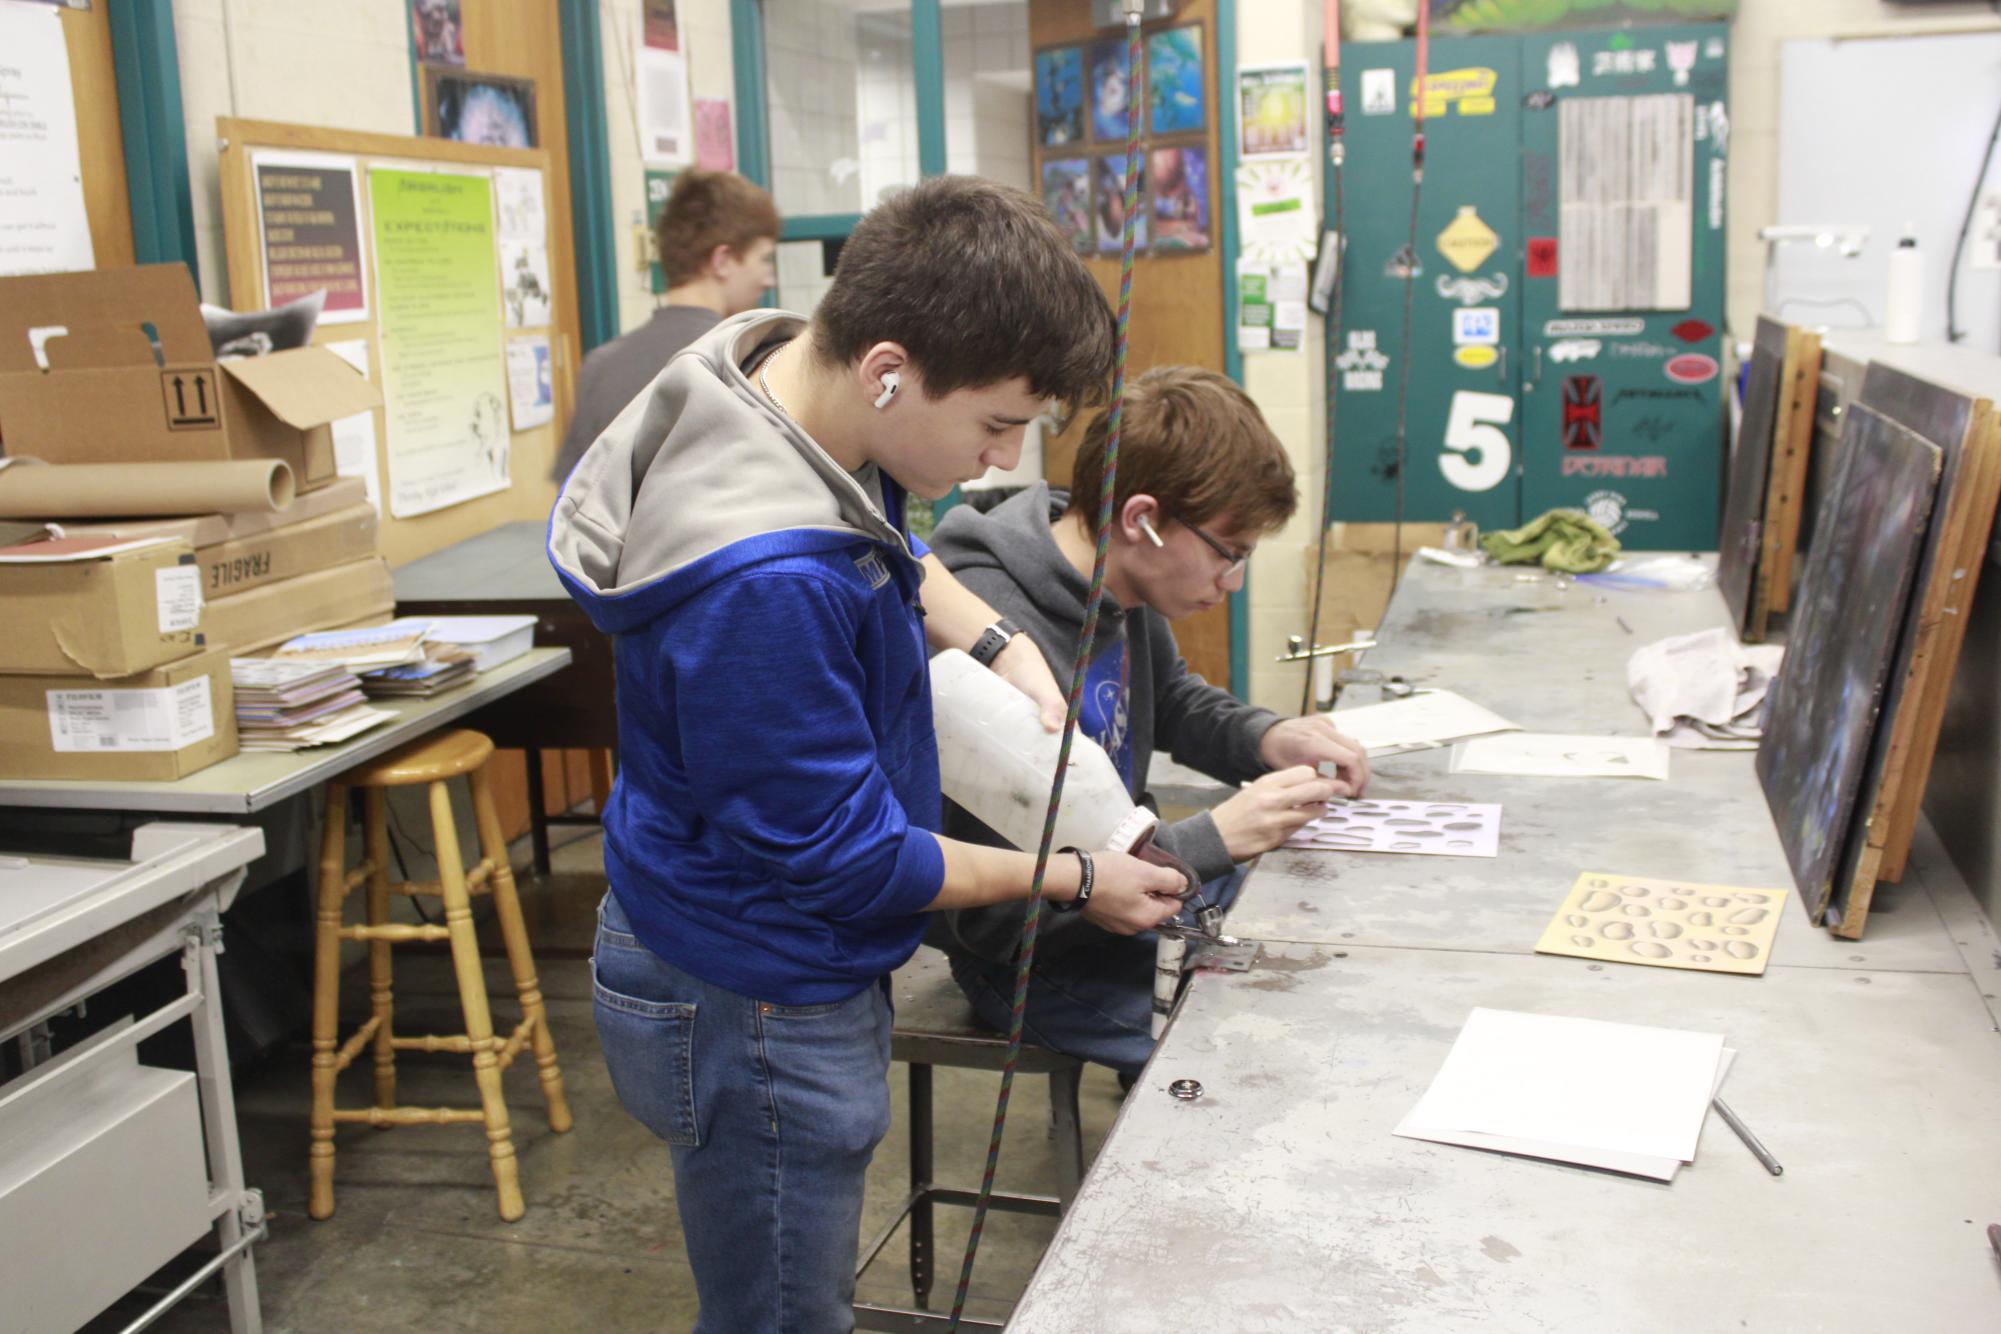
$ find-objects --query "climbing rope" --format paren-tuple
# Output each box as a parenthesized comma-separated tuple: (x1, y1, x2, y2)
(943, 6, 1146, 1327)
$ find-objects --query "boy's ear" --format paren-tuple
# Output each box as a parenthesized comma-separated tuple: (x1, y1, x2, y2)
(856, 341, 912, 404)
(706, 241, 737, 277)
(1117, 493, 1162, 542)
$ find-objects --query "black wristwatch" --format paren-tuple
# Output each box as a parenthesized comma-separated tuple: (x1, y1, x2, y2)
(968, 616, 1024, 668)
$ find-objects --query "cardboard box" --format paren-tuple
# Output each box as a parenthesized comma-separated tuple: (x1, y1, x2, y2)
(0, 648, 238, 781)
(0, 266, 381, 489)
(55, 477, 369, 550)
(195, 505, 377, 600)
(0, 537, 205, 678)
(202, 557, 395, 655)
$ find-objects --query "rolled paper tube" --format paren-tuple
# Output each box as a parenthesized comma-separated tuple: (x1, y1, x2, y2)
(0, 459, 296, 517)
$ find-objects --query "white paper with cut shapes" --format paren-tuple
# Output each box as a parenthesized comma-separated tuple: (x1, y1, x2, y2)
(1285, 798, 1502, 858)
(1535, 872, 1786, 976)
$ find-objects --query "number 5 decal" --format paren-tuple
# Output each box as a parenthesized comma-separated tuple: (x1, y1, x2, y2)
(1441, 390, 1515, 491)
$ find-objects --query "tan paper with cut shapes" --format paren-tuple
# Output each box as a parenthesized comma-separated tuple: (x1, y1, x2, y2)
(1535, 872, 1787, 976)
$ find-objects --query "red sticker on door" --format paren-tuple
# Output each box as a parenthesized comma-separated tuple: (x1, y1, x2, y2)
(1526, 236, 1558, 278)
(1671, 319, 1715, 343)
(1562, 375, 1601, 450)
(1664, 353, 1719, 384)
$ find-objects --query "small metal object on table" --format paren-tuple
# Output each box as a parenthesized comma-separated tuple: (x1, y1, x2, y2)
(395, 522, 615, 872)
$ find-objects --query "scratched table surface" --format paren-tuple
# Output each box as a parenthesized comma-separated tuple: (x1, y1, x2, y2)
(1009, 560, 2001, 1333)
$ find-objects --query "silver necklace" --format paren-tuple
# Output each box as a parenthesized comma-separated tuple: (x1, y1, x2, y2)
(757, 340, 790, 417)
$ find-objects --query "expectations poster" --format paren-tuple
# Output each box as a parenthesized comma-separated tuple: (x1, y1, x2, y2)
(368, 166, 511, 518)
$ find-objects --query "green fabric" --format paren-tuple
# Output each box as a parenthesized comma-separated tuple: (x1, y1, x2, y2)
(1480, 508, 1622, 573)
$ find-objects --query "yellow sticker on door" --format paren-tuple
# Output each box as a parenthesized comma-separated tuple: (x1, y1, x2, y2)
(1454, 344, 1499, 369)
(1437, 206, 1500, 274)
(1411, 67, 1498, 117)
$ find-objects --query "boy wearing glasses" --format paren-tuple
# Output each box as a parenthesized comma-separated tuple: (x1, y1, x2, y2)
(929, 366, 1372, 1078)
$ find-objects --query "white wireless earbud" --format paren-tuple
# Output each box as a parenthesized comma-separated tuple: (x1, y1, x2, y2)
(874, 372, 901, 409)
(1137, 515, 1166, 548)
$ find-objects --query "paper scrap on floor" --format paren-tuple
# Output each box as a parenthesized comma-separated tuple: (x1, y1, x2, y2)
(1395, 1008, 1729, 1181)
(1449, 732, 1669, 780)
(1286, 799, 1502, 857)
(1627, 628, 1784, 750)
(1328, 689, 1519, 758)
(1535, 872, 1786, 975)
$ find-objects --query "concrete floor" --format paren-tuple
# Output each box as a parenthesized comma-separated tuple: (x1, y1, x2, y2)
(88, 821, 1186, 1333)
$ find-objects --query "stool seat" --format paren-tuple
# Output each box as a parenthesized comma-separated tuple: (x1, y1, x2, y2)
(347, 728, 495, 786)
(889, 946, 1077, 1075)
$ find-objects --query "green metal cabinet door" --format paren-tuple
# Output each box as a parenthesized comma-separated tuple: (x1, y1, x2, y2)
(1516, 24, 1729, 550)
(1331, 36, 1523, 531)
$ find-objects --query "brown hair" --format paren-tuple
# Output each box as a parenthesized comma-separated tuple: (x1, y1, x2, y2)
(657, 170, 780, 287)
(1066, 367, 1297, 537)
(807, 176, 1114, 407)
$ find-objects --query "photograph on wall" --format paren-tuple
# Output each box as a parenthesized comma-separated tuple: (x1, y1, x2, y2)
(1149, 145, 1209, 252)
(500, 240, 552, 327)
(1041, 157, 1092, 253)
(1238, 62, 1310, 158)
(1094, 152, 1148, 254)
(643, 0, 680, 51)
(1089, 38, 1134, 143)
(409, 0, 464, 67)
(428, 70, 536, 148)
(1147, 24, 1205, 136)
(252, 150, 369, 322)
(1035, 45, 1085, 147)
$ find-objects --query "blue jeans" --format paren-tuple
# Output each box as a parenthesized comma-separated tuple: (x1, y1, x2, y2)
(946, 865, 1249, 1078)
(592, 893, 892, 1333)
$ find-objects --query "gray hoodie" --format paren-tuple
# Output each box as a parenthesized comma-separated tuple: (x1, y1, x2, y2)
(926, 482, 1279, 964)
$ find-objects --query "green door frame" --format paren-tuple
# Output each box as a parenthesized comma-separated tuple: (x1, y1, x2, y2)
(1216, 0, 1247, 699)
(108, 0, 200, 284)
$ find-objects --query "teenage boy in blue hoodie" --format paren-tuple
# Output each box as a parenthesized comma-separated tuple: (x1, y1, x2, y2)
(548, 177, 1188, 1332)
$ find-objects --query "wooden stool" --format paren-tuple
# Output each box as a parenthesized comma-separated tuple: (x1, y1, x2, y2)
(854, 947, 1085, 1332)
(309, 728, 572, 1222)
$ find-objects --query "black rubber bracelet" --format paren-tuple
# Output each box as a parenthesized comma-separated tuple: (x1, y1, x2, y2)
(969, 617, 1023, 668)
(1051, 847, 1093, 913)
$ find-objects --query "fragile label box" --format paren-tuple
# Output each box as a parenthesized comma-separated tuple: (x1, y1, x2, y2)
(0, 648, 238, 781)
(201, 556, 396, 655)
(0, 266, 382, 489)
(0, 537, 205, 678)
(58, 487, 378, 601)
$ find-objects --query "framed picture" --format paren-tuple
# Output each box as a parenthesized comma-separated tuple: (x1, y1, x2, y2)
(409, 0, 464, 67)
(428, 69, 538, 149)
(1148, 145, 1209, 252)
(1035, 45, 1086, 147)
(1094, 153, 1148, 254)
(1088, 38, 1134, 143)
(1041, 157, 1093, 253)
(1147, 24, 1205, 136)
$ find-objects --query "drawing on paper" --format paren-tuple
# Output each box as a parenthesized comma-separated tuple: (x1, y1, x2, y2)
(1534, 872, 1787, 976)
(1287, 800, 1502, 858)
(1449, 732, 1669, 780)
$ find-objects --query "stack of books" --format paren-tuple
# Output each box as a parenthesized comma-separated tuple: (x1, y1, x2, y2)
(230, 658, 393, 753)
(361, 645, 476, 698)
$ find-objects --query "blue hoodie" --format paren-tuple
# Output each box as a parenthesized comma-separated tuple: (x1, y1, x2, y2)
(547, 311, 944, 1005)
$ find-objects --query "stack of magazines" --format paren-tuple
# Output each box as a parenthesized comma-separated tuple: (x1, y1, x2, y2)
(230, 659, 394, 752)
(362, 645, 477, 698)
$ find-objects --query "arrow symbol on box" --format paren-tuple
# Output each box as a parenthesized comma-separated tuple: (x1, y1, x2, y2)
(172, 376, 187, 415)
(195, 376, 208, 415)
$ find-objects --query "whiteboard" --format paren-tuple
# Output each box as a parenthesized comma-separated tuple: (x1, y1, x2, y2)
(1776, 33, 2001, 352)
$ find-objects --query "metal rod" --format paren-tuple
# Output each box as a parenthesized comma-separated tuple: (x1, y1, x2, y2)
(1275, 636, 1378, 664)
(1712, 1097, 1783, 1176)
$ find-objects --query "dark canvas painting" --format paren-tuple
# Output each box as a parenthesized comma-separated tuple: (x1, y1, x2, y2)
(1716, 316, 1787, 636)
(1757, 403, 1941, 923)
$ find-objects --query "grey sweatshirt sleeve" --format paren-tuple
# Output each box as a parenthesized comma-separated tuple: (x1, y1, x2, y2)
(1149, 617, 1280, 786)
(1146, 809, 1237, 884)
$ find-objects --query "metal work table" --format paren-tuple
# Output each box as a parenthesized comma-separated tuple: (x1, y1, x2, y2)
(0, 648, 572, 815)
(1011, 560, 2001, 1331)
(2, 824, 267, 1332)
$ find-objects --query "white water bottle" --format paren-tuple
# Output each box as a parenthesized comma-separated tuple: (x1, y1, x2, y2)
(1884, 228, 1923, 344)
(929, 649, 1157, 855)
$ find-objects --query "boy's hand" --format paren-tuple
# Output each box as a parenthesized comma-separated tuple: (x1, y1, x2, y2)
(1079, 852, 1189, 934)
(991, 634, 1067, 732)
(1212, 766, 1344, 860)
(1258, 716, 1371, 796)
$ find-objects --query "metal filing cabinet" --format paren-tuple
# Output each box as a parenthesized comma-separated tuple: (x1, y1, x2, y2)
(1331, 23, 1729, 549)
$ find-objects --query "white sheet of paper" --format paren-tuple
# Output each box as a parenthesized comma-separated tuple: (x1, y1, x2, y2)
(1286, 799, 1501, 857)
(1397, 1008, 1724, 1166)
(1449, 732, 1670, 780)
(0, 6, 94, 277)
(505, 335, 554, 430)
(1398, 1049, 1736, 1181)
(322, 339, 382, 514)
(1329, 689, 1519, 756)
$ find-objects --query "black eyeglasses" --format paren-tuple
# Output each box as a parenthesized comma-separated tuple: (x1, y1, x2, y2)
(1168, 512, 1251, 578)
